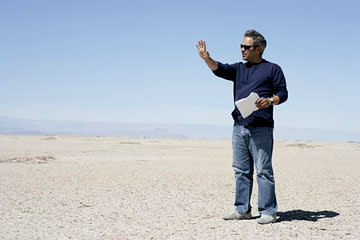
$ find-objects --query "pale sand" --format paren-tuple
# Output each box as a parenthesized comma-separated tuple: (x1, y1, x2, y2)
(0, 135, 359, 240)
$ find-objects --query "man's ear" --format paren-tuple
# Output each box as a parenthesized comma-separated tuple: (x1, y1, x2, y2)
(256, 46, 262, 55)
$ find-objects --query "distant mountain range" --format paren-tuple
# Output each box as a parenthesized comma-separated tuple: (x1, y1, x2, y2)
(0, 116, 231, 139)
(0, 116, 358, 142)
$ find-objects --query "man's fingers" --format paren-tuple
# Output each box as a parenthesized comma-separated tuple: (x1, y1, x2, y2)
(200, 40, 206, 50)
(256, 98, 265, 104)
(196, 40, 202, 49)
(196, 40, 207, 52)
(256, 98, 271, 109)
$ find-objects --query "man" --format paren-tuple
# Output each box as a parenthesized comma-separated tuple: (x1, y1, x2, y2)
(196, 30, 288, 224)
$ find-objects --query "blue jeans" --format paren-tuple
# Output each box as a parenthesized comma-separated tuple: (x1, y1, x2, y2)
(232, 124, 277, 215)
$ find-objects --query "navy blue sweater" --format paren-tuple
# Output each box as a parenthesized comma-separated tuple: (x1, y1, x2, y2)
(213, 59, 288, 127)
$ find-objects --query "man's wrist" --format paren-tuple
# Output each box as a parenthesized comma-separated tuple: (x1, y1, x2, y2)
(269, 97, 274, 105)
(204, 56, 211, 62)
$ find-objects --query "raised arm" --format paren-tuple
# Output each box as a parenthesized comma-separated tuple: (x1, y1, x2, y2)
(196, 40, 218, 71)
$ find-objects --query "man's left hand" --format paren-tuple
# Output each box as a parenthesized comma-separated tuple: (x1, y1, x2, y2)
(256, 98, 272, 109)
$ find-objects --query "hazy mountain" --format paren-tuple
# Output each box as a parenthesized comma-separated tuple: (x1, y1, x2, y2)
(0, 116, 231, 139)
(0, 116, 358, 142)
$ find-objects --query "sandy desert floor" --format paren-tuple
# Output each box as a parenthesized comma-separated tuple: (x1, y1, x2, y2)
(0, 135, 359, 240)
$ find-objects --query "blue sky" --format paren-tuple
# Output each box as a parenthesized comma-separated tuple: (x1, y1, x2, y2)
(1, 0, 359, 137)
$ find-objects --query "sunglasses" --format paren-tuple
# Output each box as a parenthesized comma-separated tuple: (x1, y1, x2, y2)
(241, 44, 258, 50)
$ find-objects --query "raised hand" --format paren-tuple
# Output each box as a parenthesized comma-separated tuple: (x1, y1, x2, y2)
(196, 40, 210, 60)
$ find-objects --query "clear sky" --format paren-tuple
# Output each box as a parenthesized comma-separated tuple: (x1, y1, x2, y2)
(1, 0, 359, 136)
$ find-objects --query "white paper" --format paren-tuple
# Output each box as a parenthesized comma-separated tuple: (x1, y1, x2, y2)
(235, 92, 259, 118)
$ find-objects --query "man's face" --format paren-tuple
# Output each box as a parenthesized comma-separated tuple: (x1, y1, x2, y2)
(241, 37, 261, 62)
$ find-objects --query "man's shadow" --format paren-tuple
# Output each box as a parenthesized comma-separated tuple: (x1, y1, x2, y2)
(276, 209, 339, 222)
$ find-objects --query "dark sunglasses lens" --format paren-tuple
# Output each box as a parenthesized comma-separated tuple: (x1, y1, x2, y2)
(241, 45, 251, 50)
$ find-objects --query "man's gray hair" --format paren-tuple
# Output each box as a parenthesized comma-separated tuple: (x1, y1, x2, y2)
(244, 30, 267, 55)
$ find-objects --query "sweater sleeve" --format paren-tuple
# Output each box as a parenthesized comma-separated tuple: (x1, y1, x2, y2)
(272, 65, 288, 104)
(212, 61, 237, 82)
